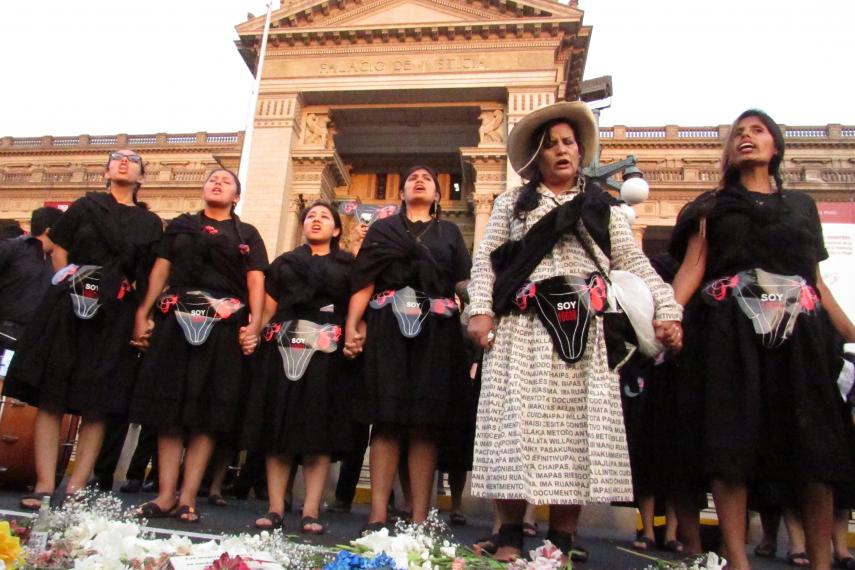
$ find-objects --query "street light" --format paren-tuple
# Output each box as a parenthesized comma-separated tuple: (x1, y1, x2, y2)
(582, 155, 650, 224)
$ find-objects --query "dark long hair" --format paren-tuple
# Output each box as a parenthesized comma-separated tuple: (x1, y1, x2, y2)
(204, 168, 248, 259)
(399, 165, 442, 220)
(513, 119, 585, 219)
(300, 200, 343, 251)
(105, 149, 147, 208)
(719, 109, 785, 192)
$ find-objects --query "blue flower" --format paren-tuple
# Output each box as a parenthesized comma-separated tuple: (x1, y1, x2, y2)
(324, 550, 398, 569)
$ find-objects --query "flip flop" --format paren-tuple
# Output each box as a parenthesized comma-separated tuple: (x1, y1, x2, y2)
(175, 505, 200, 523)
(255, 512, 283, 530)
(473, 534, 499, 556)
(449, 511, 467, 526)
(301, 516, 326, 535)
(19, 493, 48, 511)
(754, 543, 777, 558)
(834, 556, 855, 569)
(208, 494, 227, 507)
(664, 539, 684, 553)
(135, 501, 177, 519)
(787, 551, 810, 567)
(522, 521, 539, 537)
(632, 536, 655, 551)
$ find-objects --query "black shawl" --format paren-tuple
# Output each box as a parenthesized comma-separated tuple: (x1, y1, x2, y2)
(490, 179, 618, 316)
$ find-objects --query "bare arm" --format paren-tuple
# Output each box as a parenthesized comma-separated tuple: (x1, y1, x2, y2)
(817, 271, 855, 343)
(52, 245, 69, 272)
(672, 232, 708, 307)
(131, 258, 172, 348)
(260, 293, 278, 327)
(344, 284, 374, 358)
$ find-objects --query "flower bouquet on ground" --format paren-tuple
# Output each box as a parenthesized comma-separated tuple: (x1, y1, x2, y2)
(328, 511, 506, 570)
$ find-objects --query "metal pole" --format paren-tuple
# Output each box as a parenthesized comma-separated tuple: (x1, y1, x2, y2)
(235, 1, 273, 215)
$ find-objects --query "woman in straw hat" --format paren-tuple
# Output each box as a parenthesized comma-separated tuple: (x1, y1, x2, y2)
(467, 101, 683, 562)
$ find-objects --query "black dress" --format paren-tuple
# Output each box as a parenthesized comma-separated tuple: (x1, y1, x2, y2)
(669, 184, 854, 491)
(350, 214, 472, 429)
(3, 192, 162, 416)
(242, 245, 354, 456)
(129, 212, 268, 434)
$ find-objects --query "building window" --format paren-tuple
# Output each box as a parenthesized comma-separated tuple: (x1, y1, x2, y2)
(450, 173, 462, 201)
(375, 173, 388, 200)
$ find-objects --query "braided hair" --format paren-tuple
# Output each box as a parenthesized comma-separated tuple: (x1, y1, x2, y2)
(204, 168, 249, 262)
(512, 119, 586, 220)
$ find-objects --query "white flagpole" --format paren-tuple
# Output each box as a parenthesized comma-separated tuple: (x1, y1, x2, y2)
(235, 1, 273, 215)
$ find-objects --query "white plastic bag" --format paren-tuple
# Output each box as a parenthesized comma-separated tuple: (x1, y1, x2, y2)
(609, 270, 665, 358)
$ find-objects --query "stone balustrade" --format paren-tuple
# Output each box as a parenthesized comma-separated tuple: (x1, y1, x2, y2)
(1, 131, 243, 149)
(598, 124, 855, 140)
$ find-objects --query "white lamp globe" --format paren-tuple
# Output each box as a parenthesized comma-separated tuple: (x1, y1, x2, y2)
(619, 202, 636, 225)
(620, 176, 649, 205)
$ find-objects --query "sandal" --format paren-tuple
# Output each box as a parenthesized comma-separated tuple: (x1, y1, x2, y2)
(474, 534, 500, 556)
(835, 556, 855, 569)
(19, 493, 48, 511)
(754, 543, 777, 558)
(360, 521, 387, 537)
(786, 552, 810, 567)
(135, 501, 177, 519)
(547, 528, 589, 563)
(208, 494, 228, 507)
(493, 524, 524, 562)
(522, 521, 539, 537)
(175, 505, 201, 523)
(664, 539, 684, 553)
(632, 535, 655, 551)
(449, 511, 467, 526)
(301, 516, 326, 535)
(255, 512, 283, 530)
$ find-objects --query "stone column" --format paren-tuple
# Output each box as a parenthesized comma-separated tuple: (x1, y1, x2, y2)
(632, 224, 647, 248)
(460, 148, 507, 252)
(281, 150, 350, 252)
(239, 92, 303, 258)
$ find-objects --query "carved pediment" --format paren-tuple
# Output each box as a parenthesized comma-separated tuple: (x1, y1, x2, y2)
(236, 0, 583, 35)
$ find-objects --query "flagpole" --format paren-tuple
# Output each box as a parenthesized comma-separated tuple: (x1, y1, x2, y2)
(235, 1, 273, 215)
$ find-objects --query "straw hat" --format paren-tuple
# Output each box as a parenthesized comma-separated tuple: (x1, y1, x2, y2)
(507, 101, 599, 179)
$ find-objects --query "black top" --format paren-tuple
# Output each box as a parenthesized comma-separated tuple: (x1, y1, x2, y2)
(0, 237, 52, 325)
(351, 214, 470, 297)
(50, 192, 163, 299)
(157, 212, 268, 299)
(266, 245, 353, 320)
(670, 184, 827, 285)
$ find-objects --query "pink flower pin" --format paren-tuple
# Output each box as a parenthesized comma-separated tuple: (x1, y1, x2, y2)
(238, 243, 250, 255)
(202, 225, 219, 235)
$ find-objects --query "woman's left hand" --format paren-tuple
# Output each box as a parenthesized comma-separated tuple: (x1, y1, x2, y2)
(239, 321, 261, 355)
(653, 319, 683, 351)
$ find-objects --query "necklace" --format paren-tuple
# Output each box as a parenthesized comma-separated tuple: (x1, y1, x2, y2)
(405, 217, 435, 243)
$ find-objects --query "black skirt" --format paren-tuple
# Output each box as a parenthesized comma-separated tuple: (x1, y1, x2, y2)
(3, 284, 141, 416)
(130, 308, 250, 435)
(241, 317, 353, 457)
(353, 303, 471, 430)
(671, 296, 855, 492)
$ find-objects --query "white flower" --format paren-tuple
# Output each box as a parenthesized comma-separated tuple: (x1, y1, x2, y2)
(439, 545, 456, 558)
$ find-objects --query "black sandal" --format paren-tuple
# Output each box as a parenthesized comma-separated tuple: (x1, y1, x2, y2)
(493, 523, 524, 562)
(135, 501, 177, 519)
(547, 528, 589, 563)
(449, 511, 467, 526)
(19, 493, 47, 511)
(255, 512, 283, 530)
(360, 521, 387, 537)
(174, 504, 201, 523)
(301, 516, 326, 535)
(834, 556, 855, 569)
(208, 494, 227, 507)
(474, 534, 500, 556)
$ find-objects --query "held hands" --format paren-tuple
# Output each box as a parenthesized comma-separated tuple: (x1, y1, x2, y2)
(653, 319, 683, 352)
(130, 311, 154, 351)
(239, 315, 261, 356)
(468, 314, 495, 351)
(343, 321, 367, 359)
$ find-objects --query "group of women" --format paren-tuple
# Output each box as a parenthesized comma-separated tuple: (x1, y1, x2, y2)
(3, 101, 854, 569)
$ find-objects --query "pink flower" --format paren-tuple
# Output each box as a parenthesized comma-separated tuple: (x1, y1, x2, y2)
(202, 225, 219, 235)
(238, 243, 250, 255)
